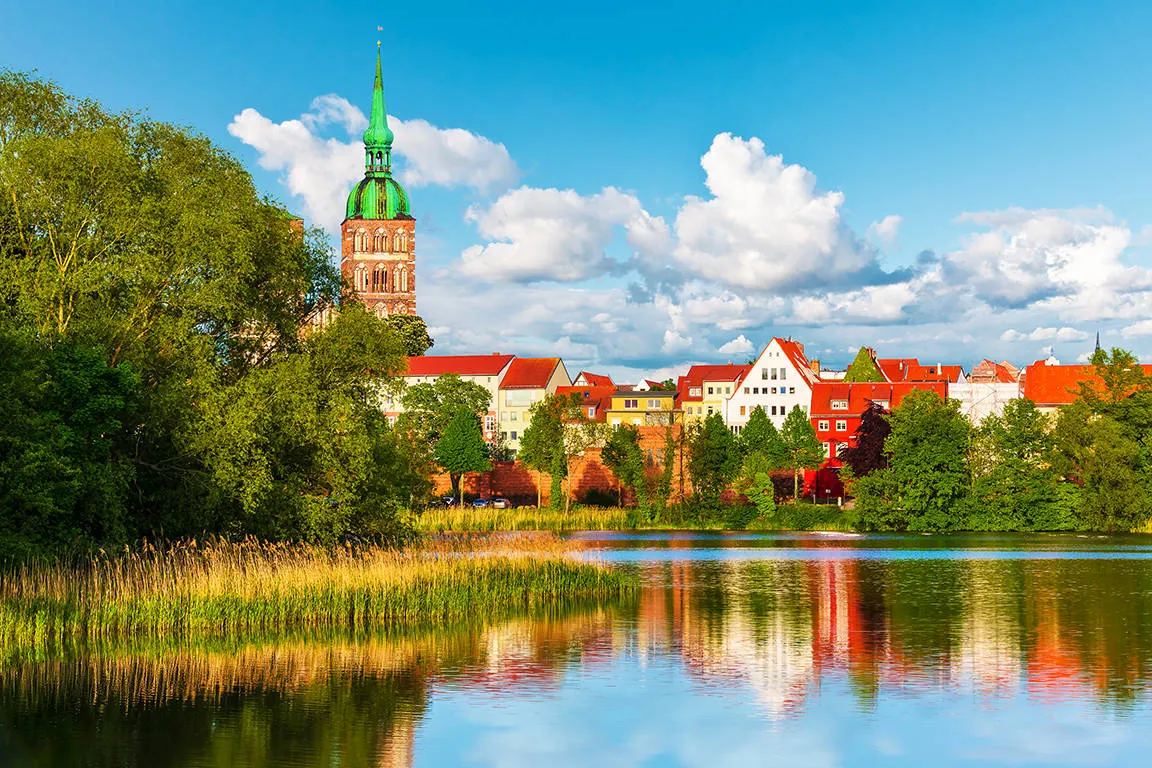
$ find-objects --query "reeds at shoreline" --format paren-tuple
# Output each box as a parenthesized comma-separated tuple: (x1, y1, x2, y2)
(0, 534, 635, 648)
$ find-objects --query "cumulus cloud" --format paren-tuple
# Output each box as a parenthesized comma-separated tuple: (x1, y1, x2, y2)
(999, 326, 1090, 343)
(459, 187, 648, 282)
(672, 133, 879, 292)
(718, 335, 754, 356)
(1122, 320, 1152, 338)
(228, 94, 518, 231)
(868, 214, 903, 246)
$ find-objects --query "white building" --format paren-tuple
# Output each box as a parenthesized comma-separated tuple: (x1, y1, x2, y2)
(725, 337, 822, 432)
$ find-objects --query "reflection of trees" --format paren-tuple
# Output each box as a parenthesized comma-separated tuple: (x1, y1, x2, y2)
(0, 605, 624, 768)
(633, 553, 1152, 714)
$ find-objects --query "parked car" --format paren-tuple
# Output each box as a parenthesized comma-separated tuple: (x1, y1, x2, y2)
(439, 496, 456, 507)
(472, 498, 490, 508)
(491, 497, 511, 509)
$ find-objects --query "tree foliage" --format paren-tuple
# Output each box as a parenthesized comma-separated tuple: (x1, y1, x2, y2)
(0, 71, 422, 554)
(434, 409, 491, 506)
(688, 413, 740, 509)
(738, 406, 787, 467)
(853, 390, 971, 531)
(399, 373, 491, 446)
(843, 348, 886, 383)
(838, 403, 891, 478)
(381, 314, 434, 357)
(781, 405, 824, 501)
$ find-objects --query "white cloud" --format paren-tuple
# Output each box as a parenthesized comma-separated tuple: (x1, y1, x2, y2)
(868, 214, 903, 246)
(459, 187, 647, 283)
(718, 335, 754, 356)
(999, 326, 1090, 343)
(672, 133, 876, 292)
(228, 95, 518, 231)
(1121, 320, 1152, 338)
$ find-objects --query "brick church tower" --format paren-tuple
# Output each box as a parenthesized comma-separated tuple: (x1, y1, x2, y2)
(341, 45, 416, 316)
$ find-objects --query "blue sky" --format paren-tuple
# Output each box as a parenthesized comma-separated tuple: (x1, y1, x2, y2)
(5, 1, 1152, 378)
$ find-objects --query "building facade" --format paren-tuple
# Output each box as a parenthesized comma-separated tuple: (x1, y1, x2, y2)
(726, 338, 822, 432)
(499, 358, 571, 449)
(341, 46, 416, 317)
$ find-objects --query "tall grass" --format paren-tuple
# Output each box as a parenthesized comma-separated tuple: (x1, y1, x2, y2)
(416, 503, 856, 533)
(0, 534, 635, 649)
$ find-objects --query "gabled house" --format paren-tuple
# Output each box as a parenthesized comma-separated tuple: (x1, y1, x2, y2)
(809, 381, 948, 498)
(573, 371, 614, 388)
(499, 357, 571, 448)
(725, 338, 821, 432)
(677, 364, 750, 424)
(969, 359, 1020, 384)
(388, 353, 515, 440)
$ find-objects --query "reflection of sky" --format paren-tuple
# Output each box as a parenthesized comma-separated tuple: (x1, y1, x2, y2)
(413, 536, 1152, 767)
(417, 661, 1152, 767)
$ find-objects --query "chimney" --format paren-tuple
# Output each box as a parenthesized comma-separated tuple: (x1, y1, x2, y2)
(810, 359, 821, 374)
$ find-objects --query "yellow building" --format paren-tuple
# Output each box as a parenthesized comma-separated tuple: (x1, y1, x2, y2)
(606, 389, 677, 427)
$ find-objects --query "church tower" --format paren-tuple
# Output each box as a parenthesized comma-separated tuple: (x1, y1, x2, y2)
(341, 45, 416, 316)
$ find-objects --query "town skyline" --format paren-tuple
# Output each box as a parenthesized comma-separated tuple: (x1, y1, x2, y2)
(8, 2, 1152, 380)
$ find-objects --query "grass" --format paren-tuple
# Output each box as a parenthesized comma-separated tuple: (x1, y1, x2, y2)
(0, 533, 636, 650)
(416, 503, 857, 533)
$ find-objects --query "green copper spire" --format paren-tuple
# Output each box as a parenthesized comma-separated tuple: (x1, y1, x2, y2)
(362, 44, 395, 170)
(345, 44, 411, 221)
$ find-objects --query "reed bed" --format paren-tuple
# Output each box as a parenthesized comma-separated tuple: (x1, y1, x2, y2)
(416, 504, 856, 533)
(0, 534, 635, 648)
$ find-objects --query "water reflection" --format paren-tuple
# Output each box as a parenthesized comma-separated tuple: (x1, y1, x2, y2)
(5, 537, 1152, 766)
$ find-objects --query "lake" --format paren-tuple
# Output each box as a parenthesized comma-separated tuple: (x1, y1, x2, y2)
(4, 532, 1152, 766)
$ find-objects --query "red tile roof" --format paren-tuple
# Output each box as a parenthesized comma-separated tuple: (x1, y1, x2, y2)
(677, 364, 749, 403)
(555, 384, 616, 421)
(777, 338, 822, 386)
(970, 359, 1020, 383)
(1019, 361, 1152, 406)
(877, 358, 965, 383)
(500, 357, 565, 389)
(404, 354, 514, 377)
(810, 381, 948, 417)
(575, 371, 614, 387)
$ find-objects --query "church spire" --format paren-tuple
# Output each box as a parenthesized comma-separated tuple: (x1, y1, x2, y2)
(362, 44, 394, 173)
(1095, 331, 1102, 355)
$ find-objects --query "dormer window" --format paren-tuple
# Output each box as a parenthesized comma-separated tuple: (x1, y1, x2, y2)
(831, 399, 849, 410)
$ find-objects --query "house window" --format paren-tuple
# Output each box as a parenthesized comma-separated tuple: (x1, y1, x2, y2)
(789, 387, 796, 394)
(771, 368, 778, 380)
(780, 368, 787, 381)
(818, 420, 829, 431)
(625, 399, 638, 409)
(744, 387, 750, 394)
(831, 400, 848, 410)
(740, 406, 746, 416)
(510, 412, 518, 422)
(511, 431, 517, 441)
(874, 400, 889, 409)
(501, 431, 508, 440)
(761, 368, 769, 380)
(611, 418, 621, 426)
(485, 415, 495, 433)
(647, 399, 661, 409)
(632, 418, 641, 426)
(835, 420, 847, 432)
(771, 387, 777, 394)
(771, 406, 778, 416)
(828, 442, 835, 458)
(753, 387, 759, 394)
(501, 412, 509, 421)
(588, 406, 595, 418)
(707, 406, 714, 414)
(725, 387, 731, 394)
(690, 387, 702, 397)
(707, 387, 714, 395)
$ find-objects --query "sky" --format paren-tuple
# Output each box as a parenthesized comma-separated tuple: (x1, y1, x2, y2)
(5, 0, 1152, 379)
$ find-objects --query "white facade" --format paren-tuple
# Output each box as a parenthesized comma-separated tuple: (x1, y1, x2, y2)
(724, 338, 820, 432)
(949, 382, 1021, 425)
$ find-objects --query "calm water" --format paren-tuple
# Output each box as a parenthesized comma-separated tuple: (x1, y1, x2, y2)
(6, 533, 1152, 766)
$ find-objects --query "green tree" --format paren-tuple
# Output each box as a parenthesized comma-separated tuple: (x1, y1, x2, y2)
(518, 394, 570, 508)
(434, 408, 492, 508)
(781, 405, 824, 502)
(687, 412, 740, 509)
(738, 405, 787, 466)
(853, 390, 970, 532)
(381, 314, 434, 357)
(843, 347, 885, 383)
(602, 425, 647, 512)
(400, 374, 491, 445)
(966, 398, 1074, 531)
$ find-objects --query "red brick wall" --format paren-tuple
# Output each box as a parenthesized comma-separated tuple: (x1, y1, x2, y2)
(432, 425, 691, 505)
(340, 218, 417, 316)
